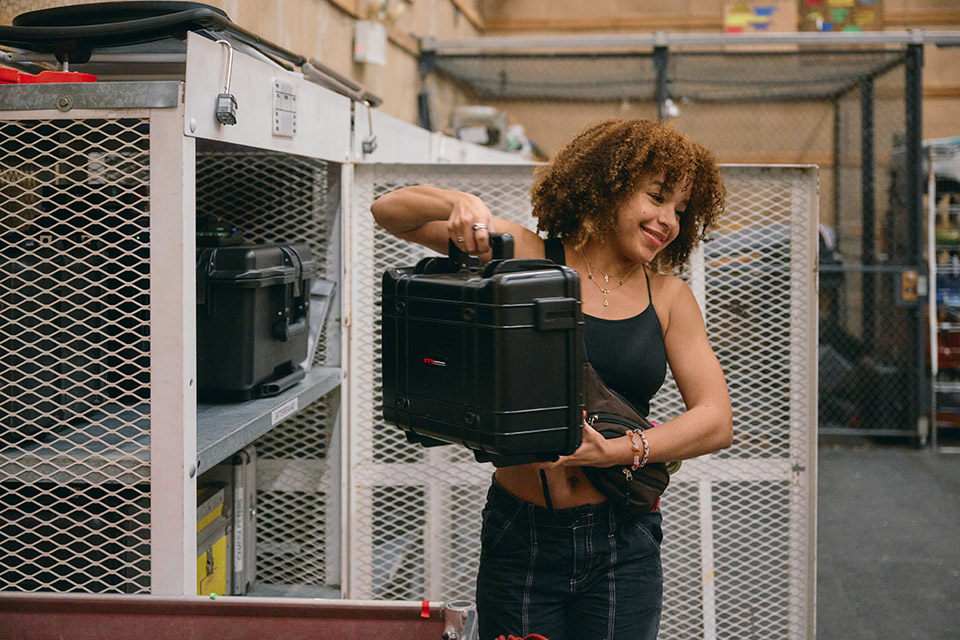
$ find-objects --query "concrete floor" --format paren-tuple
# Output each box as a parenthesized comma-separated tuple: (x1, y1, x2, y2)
(817, 442, 960, 640)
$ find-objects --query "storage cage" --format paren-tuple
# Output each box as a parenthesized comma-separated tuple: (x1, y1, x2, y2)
(420, 30, 960, 444)
(349, 163, 818, 640)
(0, 30, 349, 598)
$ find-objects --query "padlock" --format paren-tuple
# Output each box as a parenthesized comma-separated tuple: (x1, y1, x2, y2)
(216, 93, 238, 125)
(215, 40, 238, 126)
(361, 102, 377, 155)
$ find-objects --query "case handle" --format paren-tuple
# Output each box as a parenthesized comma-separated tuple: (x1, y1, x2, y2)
(273, 245, 309, 342)
(414, 232, 515, 275)
(447, 232, 514, 273)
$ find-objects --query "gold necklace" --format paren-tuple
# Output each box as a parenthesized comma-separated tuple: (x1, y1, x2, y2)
(579, 248, 641, 307)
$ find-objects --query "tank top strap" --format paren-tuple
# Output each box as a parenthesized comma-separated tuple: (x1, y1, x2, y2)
(544, 237, 565, 265)
(642, 266, 653, 305)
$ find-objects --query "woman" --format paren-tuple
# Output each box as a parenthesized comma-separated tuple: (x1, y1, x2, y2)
(371, 118, 733, 640)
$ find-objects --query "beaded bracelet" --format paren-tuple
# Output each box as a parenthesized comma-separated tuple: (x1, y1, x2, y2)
(635, 429, 650, 469)
(627, 430, 642, 470)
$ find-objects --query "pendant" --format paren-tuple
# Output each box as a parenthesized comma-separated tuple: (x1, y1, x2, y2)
(603, 274, 610, 283)
(603, 299, 609, 306)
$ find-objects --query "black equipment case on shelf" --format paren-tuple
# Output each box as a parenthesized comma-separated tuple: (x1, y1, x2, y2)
(381, 234, 584, 464)
(196, 242, 315, 401)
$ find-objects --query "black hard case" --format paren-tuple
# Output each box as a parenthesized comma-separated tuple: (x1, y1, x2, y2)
(196, 242, 315, 401)
(381, 235, 584, 463)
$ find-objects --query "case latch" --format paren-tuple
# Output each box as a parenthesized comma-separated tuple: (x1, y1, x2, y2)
(534, 297, 577, 331)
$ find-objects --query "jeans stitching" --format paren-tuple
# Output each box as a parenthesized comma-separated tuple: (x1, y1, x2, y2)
(486, 499, 526, 553)
(632, 516, 661, 550)
(607, 507, 617, 639)
(522, 503, 537, 637)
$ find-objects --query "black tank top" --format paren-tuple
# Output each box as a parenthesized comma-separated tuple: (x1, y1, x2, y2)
(545, 238, 667, 416)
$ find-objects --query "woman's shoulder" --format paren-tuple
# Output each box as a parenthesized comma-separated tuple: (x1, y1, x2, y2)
(648, 269, 690, 298)
(648, 270, 700, 328)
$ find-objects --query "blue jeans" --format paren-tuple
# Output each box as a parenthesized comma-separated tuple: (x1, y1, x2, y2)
(475, 476, 663, 640)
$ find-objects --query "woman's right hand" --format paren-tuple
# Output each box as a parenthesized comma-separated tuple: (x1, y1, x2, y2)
(447, 193, 496, 255)
(372, 185, 542, 261)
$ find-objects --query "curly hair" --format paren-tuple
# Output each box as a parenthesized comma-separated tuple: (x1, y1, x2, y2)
(531, 118, 725, 271)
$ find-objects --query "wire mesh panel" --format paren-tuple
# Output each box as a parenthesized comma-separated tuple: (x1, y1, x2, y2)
(348, 163, 816, 639)
(0, 116, 152, 593)
(658, 166, 818, 640)
(253, 392, 340, 592)
(195, 148, 342, 594)
(348, 164, 536, 600)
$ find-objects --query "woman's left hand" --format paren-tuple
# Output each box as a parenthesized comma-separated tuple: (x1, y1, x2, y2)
(536, 419, 613, 469)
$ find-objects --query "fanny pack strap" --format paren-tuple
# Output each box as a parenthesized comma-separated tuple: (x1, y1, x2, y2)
(539, 469, 554, 511)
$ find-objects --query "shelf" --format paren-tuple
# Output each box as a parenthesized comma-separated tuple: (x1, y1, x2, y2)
(196, 366, 341, 472)
(0, 404, 151, 484)
(0, 367, 341, 483)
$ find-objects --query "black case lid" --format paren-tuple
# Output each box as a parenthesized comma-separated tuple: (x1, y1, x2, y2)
(198, 243, 316, 286)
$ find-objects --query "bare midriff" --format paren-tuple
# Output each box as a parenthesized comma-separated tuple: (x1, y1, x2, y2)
(494, 465, 607, 509)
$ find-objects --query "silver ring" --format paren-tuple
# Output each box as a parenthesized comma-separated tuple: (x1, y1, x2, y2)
(472, 223, 487, 231)
(456, 237, 466, 243)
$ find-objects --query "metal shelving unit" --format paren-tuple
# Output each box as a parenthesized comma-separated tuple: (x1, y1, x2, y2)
(0, 32, 351, 596)
(196, 367, 341, 472)
(928, 137, 960, 452)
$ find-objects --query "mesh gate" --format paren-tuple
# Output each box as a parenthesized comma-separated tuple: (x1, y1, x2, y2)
(0, 117, 152, 593)
(348, 163, 816, 638)
(195, 148, 342, 594)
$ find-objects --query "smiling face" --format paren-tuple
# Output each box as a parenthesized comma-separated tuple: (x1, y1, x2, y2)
(610, 172, 691, 265)
(533, 119, 725, 271)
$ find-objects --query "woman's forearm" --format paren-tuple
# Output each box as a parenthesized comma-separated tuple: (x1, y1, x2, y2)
(371, 185, 482, 236)
(644, 403, 733, 463)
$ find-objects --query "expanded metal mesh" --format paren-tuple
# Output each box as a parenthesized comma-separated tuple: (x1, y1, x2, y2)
(0, 117, 152, 593)
(349, 163, 816, 639)
(349, 164, 536, 601)
(659, 166, 817, 640)
(195, 148, 341, 593)
(254, 393, 339, 590)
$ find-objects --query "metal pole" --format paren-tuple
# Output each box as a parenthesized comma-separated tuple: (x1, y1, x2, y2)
(906, 43, 928, 444)
(654, 45, 669, 122)
(422, 30, 960, 54)
(860, 78, 875, 349)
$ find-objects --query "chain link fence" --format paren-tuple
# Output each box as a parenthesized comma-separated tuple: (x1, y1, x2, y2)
(426, 41, 925, 440)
